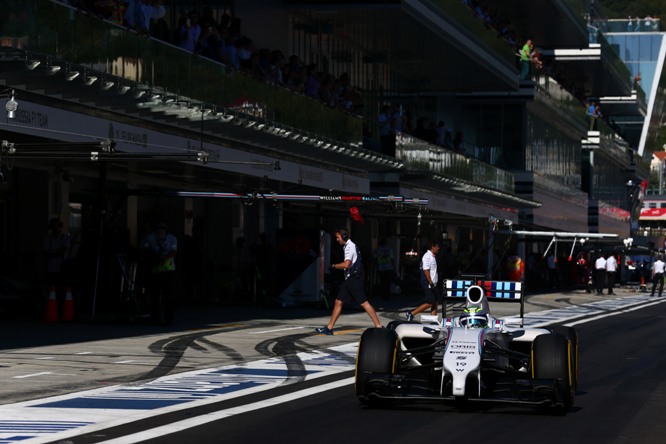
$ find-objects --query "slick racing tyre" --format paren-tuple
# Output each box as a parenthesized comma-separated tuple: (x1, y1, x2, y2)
(532, 333, 575, 412)
(355, 328, 398, 406)
(548, 326, 579, 389)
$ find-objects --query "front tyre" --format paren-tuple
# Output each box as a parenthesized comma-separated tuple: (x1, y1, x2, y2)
(355, 328, 398, 406)
(548, 326, 579, 389)
(532, 333, 575, 412)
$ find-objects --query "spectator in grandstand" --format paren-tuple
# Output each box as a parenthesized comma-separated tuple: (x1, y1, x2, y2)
(198, 6, 217, 30)
(378, 104, 396, 157)
(223, 33, 241, 69)
(531, 47, 544, 71)
(267, 50, 286, 86)
(586, 100, 598, 130)
(285, 54, 306, 89)
(196, 24, 225, 62)
(87, 0, 116, 20)
(453, 131, 467, 156)
(412, 117, 430, 141)
(443, 128, 454, 150)
(435, 121, 447, 146)
(303, 64, 322, 99)
(318, 74, 337, 108)
(237, 36, 256, 67)
(519, 39, 533, 80)
(177, 10, 201, 52)
(242, 51, 270, 82)
(643, 15, 653, 31)
(403, 110, 414, 135)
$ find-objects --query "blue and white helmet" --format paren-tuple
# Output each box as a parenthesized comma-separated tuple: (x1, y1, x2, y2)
(459, 307, 489, 328)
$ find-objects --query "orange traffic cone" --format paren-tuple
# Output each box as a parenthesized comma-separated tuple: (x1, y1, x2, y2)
(43, 286, 59, 322)
(61, 287, 74, 322)
(640, 276, 647, 292)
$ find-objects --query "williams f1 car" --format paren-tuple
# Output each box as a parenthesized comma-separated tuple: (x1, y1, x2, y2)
(355, 279, 578, 413)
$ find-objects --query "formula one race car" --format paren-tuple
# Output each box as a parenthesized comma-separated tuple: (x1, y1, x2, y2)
(355, 279, 578, 413)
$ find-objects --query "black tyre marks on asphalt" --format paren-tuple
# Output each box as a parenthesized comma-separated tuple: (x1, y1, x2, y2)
(136, 327, 247, 382)
(255, 333, 312, 383)
(254, 331, 357, 384)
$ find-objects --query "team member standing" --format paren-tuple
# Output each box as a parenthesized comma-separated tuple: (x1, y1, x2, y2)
(405, 239, 441, 321)
(594, 252, 607, 295)
(651, 255, 665, 297)
(141, 223, 178, 324)
(315, 228, 382, 335)
(605, 253, 618, 295)
(373, 237, 396, 300)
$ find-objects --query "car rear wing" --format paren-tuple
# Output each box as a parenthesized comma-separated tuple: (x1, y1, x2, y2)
(444, 279, 525, 320)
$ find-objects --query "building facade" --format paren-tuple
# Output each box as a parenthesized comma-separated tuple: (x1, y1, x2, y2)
(0, 0, 662, 312)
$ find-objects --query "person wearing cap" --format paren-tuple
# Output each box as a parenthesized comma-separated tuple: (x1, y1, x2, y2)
(141, 222, 177, 324)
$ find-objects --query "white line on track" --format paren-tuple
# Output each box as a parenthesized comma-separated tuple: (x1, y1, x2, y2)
(249, 326, 306, 334)
(565, 297, 666, 327)
(96, 377, 355, 443)
(13, 372, 53, 379)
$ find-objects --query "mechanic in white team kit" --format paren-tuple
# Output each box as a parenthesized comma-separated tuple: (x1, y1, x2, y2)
(315, 228, 382, 335)
(594, 252, 607, 295)
(405, 239, 441, 321)
(605, 253, 618, 295)
(651, 255, 665, 297)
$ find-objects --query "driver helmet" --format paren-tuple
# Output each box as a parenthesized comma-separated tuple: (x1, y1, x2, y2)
(459, 307, 489, 328)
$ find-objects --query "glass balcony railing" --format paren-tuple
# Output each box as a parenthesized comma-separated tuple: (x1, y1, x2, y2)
(602, 18, 662, 33)
(0, 0, 517, 195)
(396, 134, 514, 194)
(0, 0, 362, 144)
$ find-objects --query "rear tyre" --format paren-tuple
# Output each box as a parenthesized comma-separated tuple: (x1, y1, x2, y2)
(532, 333, 574, 412)
(355, 328, 398, 406)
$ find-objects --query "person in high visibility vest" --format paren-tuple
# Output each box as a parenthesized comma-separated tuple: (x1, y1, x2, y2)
(141, 222, 177, 324)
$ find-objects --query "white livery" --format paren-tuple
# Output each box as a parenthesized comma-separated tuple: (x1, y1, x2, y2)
(355, 279, 578, 413)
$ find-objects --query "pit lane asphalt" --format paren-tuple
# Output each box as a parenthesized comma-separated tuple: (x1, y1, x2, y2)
(0, 285, 655, 407)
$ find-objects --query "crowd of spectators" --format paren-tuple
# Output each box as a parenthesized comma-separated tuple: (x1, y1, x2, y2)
(60, 0, 633, 160)
(625, 15, 660, 32)
(58, 1, 365, 114)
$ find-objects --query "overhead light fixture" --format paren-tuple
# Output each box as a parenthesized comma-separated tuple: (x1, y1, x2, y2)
(5, 90, 18, 119)
(47, 65, 61, 75)
(65, 70, 80, 81)
(0, 167, 7, 184)
(26, 59, 40, 70)
(133, 89, 146, 99)
(117, 85, 130, 94)
(101, 80, 115, 90)
(84, 74, 98, 86)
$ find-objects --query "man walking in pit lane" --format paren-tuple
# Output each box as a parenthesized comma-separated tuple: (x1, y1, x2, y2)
(651, 254, 665, 297)
(315, 228, 382, 335)
(405, 239, 441, 321)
